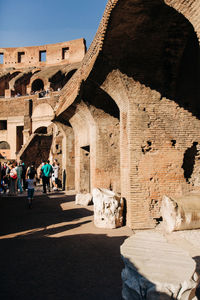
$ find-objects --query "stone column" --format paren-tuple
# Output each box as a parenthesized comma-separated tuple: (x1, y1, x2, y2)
(23, 99, 32, 144)
(4, 89, 11, 98)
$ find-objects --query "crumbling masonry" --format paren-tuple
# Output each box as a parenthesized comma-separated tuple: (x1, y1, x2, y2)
(1, 0, 200, 229)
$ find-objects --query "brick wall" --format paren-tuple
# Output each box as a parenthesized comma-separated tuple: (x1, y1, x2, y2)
(0, 39, 85, 69)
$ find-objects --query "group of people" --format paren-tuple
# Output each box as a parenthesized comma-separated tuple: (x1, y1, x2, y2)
(0, 160, 26, 195)
(0, 158, 60, 208)
(39, 159, 60, 193)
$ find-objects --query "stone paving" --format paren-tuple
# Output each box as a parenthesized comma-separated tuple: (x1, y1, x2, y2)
(0, 188, 132, 300)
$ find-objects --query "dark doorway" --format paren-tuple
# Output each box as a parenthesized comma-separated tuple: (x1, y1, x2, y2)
(18, 52, 25, 63)
(32, 79, 44, 92)
(34, 127, 47, 134)
(16, 126, 24, 153)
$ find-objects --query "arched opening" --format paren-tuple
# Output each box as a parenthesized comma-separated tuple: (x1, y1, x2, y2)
(0, 141, 10, 149)
(31, 79, 44, 92)
(13, 72, 32, 96)
(0, 71, 20, 97)
(34, 127, 47, 134)
(50, 69, 77, 91)
(95, 0, 200, 117)
(0, 141, 10, 159)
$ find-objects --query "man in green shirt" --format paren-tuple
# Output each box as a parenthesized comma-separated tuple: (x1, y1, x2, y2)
(41, 160, 53, 193)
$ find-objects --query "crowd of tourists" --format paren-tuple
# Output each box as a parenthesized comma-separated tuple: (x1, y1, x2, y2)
(0, 159, 60, 208)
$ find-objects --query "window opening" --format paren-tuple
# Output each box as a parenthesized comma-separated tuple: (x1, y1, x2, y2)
(39, 50, 46, 62)
(0, 53, 4, 64)
(18, 52, 25, 63)
(62, 47, 69, 60)
(0, 120, 7, 130)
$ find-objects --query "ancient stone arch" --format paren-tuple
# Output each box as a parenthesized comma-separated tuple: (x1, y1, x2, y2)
(55, 0, 200, 229)
(31, 78, 44, 92)
(34, 126, 47, 134)
(69, 102, 96, 193)
(0, 141, 10, 159)
(164, 0, 200, 41)
(28, 75, 49, 94)
(0, 141, 10, 149)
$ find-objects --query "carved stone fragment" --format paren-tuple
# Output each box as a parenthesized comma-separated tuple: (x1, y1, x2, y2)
(92, 188, 124, 228)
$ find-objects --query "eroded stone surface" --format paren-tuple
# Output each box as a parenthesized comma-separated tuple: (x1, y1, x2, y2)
(92, 188, 124, 228)
(75, 193, 92, 206)
(120, 231, 199, 299)
(160, 194, 200, 233)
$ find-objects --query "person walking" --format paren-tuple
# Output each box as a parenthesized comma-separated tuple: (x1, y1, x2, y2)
(21, 162, 27, 191)
(26, 163, 36, 208)
(52, 159, 59, 191)
(41, 160, 52, 193)
(1, 162, 8, 194)
(16, 161, 23, 194)
(9, 161, 18, 195)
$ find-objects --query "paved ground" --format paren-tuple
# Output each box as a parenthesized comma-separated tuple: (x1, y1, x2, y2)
(1, 188, 200, 299)
(0, 189, 132, 300)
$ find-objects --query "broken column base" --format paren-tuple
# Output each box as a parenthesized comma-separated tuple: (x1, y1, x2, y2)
(120, 231, 199, 299)
(92, 188, 124, 229)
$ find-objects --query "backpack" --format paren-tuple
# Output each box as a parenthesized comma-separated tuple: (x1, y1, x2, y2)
(10, 168, 17, 179)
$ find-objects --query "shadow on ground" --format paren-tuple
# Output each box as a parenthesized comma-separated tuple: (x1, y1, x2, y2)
(0, 194, 127, 300)
(0, 193, 91, 236)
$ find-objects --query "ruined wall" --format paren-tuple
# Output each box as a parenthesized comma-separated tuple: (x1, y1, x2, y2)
(54, 0, 200, 228)
(0, 94, 58, 159)
(20, 134, 53, 168)
(0, 39, 85, 69)
(55, 123, 75, 191)
(68, 102, 120, 194)
(122, 74, 200, 229)
(95, 0, 200, 228)
(89, 106, 120, 193)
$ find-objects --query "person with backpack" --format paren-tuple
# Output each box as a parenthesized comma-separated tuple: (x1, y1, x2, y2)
(26, 162, 36, 208)
(41, 160, 53, 193)
(9, 161, 18, 195)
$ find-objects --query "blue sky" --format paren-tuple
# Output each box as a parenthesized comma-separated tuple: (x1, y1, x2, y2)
(0, 0, 108, 49)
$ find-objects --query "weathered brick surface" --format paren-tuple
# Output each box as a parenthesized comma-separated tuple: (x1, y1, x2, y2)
(55, 0, 200, 229)
(0, 39, 85, 69)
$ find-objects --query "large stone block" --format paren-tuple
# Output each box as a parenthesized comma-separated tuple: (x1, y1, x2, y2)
(121, 231, 199, 300)
(75, 193, 92, 206)
(160, 194, 200, 233)
(92, 188, 124, 228)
